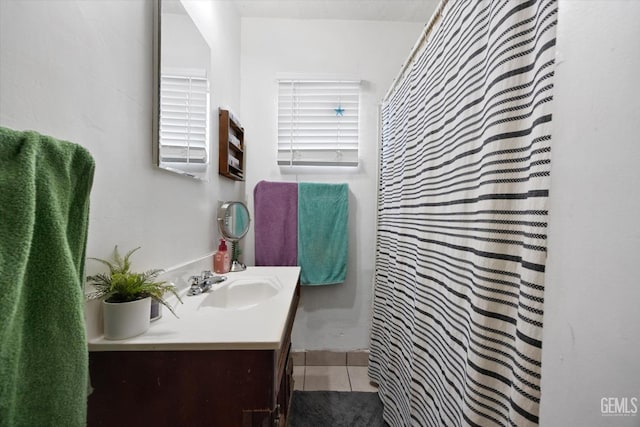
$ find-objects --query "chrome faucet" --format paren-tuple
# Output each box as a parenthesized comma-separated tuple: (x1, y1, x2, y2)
(187, 270, 226, 296)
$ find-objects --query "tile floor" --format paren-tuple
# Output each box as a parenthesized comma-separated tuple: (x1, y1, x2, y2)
(293, 365, 378, 392)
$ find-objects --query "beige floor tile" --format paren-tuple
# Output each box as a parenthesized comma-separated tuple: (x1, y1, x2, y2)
(291, 351, 305, 367)
(304, 366, 351, 391)
(347, 366, 378, 392)
(305, 350, 346, 366)
(347, 350, 370, 366)
(293, 366, 305, 391)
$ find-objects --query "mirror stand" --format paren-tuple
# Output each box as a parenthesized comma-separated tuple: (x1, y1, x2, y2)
(217, 201, 251, 271)
(230, 241, 246, 272)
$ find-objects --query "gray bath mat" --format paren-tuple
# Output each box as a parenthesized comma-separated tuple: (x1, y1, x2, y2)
(288, 391, 387, 427)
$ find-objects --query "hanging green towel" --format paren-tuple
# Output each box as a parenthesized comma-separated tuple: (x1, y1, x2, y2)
(0, 127, 95, 427)
(298, 182, 349, 285)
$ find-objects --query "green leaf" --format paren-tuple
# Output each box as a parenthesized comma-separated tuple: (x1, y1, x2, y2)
(85, 246, 182, 317)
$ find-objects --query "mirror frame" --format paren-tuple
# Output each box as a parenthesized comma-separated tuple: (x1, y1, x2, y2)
(217, 201, 251, 241)
(152, 0, 211, 181)
(152, 0, 160, 169)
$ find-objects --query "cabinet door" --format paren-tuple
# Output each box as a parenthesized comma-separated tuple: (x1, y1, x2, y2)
(277, 344, 294, 425)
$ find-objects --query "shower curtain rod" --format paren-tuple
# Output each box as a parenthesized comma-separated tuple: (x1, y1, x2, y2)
(382, 0, 449, 103)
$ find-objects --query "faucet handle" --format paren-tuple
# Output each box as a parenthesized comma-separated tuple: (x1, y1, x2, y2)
(188, 275, 201, 286)
(201, 270, 214, 279)
(202, 275, 226, 287)
(188, 286, 203, 296)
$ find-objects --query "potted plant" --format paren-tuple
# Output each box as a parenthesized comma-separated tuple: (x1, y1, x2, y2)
(86, 246, 182, 340)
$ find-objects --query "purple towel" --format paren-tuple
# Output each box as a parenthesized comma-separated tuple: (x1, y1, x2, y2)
(254, 180, 298, 266)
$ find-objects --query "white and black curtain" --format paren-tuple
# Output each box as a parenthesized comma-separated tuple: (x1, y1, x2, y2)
(369, 1, 557, 426)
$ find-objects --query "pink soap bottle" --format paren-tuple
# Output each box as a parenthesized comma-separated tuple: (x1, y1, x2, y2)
(213, 239, 230, 274)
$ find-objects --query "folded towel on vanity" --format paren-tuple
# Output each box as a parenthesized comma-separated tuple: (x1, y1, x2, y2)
(0, 127, 95, 426)
(254, 180, 298, 266)
(297, 182, 348, 285)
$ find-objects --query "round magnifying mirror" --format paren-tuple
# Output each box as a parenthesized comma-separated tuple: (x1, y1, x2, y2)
(217, 202, 250, 272)
(217, 201, 251, 241)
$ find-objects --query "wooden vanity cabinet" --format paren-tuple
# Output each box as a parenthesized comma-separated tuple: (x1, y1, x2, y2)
(88, 282, 300, 427)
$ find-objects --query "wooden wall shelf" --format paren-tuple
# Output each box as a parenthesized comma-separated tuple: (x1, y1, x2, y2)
(219, 108, 245, 181)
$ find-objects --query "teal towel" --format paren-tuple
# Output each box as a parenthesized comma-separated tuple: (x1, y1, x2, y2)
(0, 127, 94, 427)
(297, 183, 348, 285)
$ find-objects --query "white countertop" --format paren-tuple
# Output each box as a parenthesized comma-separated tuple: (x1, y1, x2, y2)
(88, 266, 301, 352)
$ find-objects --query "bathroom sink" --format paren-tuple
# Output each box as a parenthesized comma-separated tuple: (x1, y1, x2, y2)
(198, 277, 282, 310)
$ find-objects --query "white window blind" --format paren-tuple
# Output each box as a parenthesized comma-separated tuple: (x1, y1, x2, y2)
(159, 70, 209, 167)
(277, 79, 360, 166)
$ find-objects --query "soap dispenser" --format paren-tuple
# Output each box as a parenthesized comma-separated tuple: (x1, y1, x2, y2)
(214, 239, 230, 274)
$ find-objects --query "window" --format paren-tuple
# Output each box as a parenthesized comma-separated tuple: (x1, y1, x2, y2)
(159, 68, 209, 169)
(277, 79, 360, 167)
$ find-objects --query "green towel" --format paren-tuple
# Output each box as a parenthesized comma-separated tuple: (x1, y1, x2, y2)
(297, 182, 348, 285)
(233, 203, 249, 237)
(0, 127, 95, 427)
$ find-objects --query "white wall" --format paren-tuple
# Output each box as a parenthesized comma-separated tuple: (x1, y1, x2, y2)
(540, 1, 640, 425)
(0, 0, 243, 274)
(240, 18, 423, 351)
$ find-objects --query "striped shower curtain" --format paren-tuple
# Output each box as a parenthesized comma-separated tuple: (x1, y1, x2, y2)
(369, 1, 557, 426)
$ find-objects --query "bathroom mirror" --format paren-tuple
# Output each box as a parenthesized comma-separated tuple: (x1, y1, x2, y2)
(152, 0, 211, 181)
(218, 201, 251, 272)
(218, 201, 251, 241)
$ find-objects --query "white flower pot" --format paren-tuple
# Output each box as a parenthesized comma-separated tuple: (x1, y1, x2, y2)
(103, 297, 151, 340)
